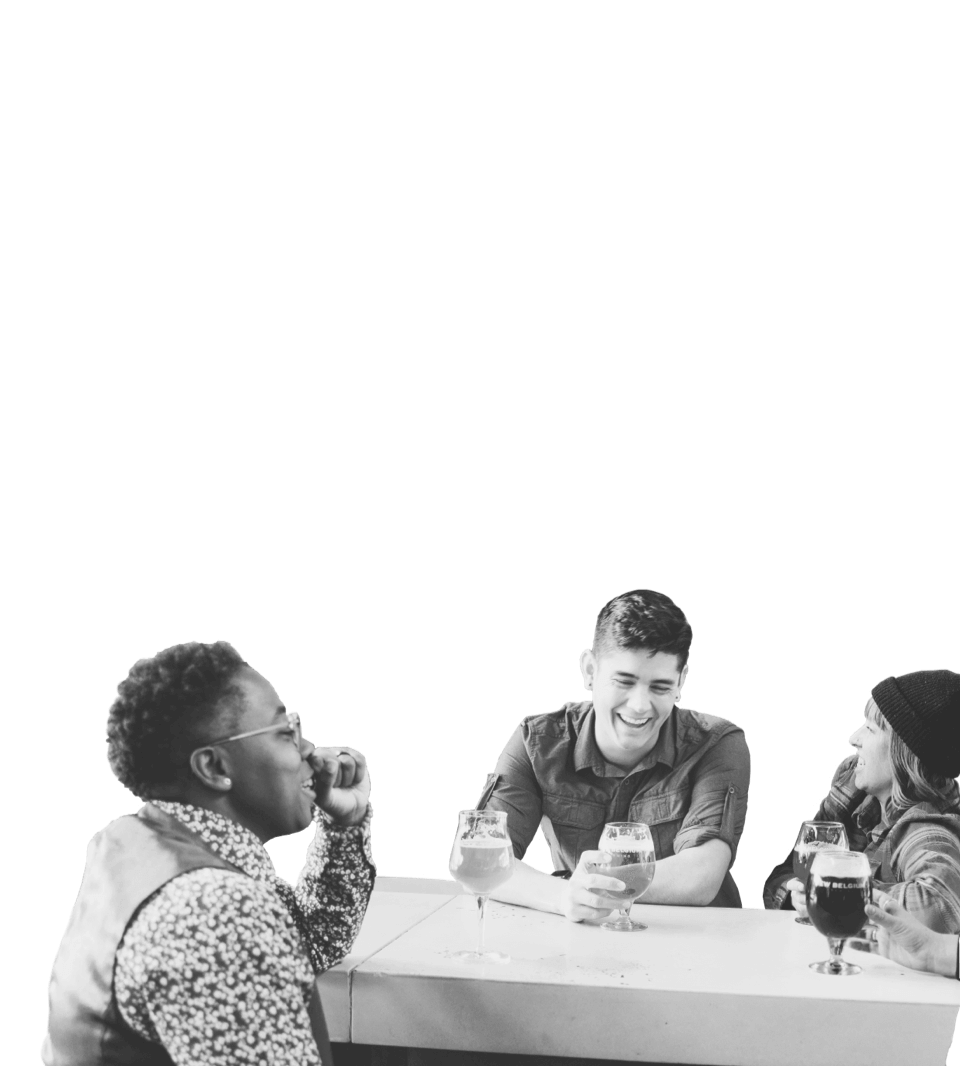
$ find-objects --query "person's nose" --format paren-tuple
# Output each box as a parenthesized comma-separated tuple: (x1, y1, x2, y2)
(300, 734, 316, 760)
(849, 726, 862, 748)
(627, 688, 652, 714)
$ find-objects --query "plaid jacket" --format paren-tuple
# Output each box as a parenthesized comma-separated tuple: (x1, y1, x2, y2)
(764, 754, 960, 933)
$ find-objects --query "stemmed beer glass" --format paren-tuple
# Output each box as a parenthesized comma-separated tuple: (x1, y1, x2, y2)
(792, 821, 848, 925)
(806, 849, 871, 976)
(591, 822, 656, 932)
(448, 809, 515, 963)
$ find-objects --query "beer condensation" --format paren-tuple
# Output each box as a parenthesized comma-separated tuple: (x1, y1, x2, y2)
(450, 838, 514, 895)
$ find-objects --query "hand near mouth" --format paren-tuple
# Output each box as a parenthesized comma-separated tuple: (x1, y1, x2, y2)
(310, 746, 371, 827)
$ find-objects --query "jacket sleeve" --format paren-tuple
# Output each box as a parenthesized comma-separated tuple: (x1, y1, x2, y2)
(763, 849, 798, 910)
(878, 817, 960, 934)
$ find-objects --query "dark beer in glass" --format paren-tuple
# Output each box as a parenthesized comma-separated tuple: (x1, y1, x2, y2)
(806, 850, 871, 976)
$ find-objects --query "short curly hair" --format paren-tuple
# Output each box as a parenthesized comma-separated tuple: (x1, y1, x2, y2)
(107, 641, 248, 798)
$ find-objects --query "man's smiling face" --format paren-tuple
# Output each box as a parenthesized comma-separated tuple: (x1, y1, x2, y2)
(581, 646, 686, 770)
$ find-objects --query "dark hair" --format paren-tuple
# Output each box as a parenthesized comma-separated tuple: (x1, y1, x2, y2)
(106, 641, 247, 798)
(593, 590, 692, 670)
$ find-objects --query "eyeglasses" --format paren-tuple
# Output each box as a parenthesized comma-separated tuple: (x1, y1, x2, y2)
(202, 710, 302, 750)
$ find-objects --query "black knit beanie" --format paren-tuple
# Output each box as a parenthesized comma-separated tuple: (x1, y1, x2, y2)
(871, 670, 960, 779)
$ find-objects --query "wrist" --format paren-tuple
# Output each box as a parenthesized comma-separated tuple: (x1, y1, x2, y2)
(318, 802, 370, 830)
(930, 933, 960, 978)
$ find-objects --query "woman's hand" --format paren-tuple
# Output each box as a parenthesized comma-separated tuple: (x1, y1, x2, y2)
(865, 891, 958, 977)
(784, 877, 808, 919)
(310, 746, 370, 827)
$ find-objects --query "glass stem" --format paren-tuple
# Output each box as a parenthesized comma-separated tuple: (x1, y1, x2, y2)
(828, 937, 846, 972)
(476, 895, 487, 955)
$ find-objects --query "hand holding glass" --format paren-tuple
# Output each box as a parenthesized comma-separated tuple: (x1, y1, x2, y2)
(806, 849, 871, 976)
(791, 821, 848, 925)
(448, 809, 514, 962)
(589, 822, 656, 932)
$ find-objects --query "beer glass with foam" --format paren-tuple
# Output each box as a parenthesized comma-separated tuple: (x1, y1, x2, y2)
(791, 821, 849, 925)
(591, 821, 656, 932)
(448, 809, 515, 962)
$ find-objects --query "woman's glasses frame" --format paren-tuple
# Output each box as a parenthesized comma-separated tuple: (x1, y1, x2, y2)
(196, 710, 302, 754)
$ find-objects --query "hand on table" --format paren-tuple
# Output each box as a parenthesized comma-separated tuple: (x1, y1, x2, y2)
(865, 890, 958, 977)
(309, 746, 370, 827)
(560, 851, 628, 923)
(784, 877, 808, 919)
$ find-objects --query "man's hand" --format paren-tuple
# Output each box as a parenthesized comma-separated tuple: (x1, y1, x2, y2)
(559, 851, 627, 923)
(784, 877, 808, 919)
(310, 746, 370, 827)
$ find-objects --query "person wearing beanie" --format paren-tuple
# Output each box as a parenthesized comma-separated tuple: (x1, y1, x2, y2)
(763, 670, 960, 934)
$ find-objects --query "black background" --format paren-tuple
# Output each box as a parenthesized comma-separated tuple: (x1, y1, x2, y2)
(45, 579, 950, 993)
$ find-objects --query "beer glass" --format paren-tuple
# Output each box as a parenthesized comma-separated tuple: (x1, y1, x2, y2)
(806, 849, 871, 975)
(448, 809, 515, 962)
(791, 821, 848, 925)
(591, 821, 656, 932)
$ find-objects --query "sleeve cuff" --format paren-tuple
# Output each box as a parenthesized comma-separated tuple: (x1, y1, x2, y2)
(316, 802, 371, 832)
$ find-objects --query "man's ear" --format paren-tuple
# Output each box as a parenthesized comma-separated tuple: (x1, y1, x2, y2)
(580, 648, 598, 691)
(188, 747, 234, 792)
(679, 663, 689, 692)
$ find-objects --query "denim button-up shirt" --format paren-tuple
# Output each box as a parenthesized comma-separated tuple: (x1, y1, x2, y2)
(478, 701, 750, 908)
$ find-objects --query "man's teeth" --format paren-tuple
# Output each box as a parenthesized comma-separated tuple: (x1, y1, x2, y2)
(619, 714, 651, 726)
(302, 781, 315, 791)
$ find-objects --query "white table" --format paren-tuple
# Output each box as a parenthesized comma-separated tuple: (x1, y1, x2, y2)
(318, 879, 459, 1041)
(345, 892, 960, 1066)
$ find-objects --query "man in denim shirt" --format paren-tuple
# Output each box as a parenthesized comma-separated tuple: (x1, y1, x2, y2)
(478, 590, 750, 922)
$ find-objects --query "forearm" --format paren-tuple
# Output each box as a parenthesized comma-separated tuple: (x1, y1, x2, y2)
(926, 933, 960, 977)
(291, 807, 376, 972)
(488, 859, 567, 915)
(642, 840, 732, 906)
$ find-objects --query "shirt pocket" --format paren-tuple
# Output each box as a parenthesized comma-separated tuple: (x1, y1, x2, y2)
(629, 789, 688, 859)
(541, 793, 608, 865)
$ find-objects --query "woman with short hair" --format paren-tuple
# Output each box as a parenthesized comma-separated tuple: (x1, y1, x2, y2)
(764, 670, 960, 933)
(43, 641, 374, 1066)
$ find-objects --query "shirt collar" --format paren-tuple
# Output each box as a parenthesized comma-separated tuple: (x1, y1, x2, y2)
(574, 704, 680, 777)
(150, 800, 277, 881)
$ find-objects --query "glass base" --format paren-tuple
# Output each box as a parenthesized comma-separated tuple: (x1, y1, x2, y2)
(795, 915, 813, 925)
(810, 958, 861, 975)
(600, 917, 647, 932)
(450, 950, 510, 964)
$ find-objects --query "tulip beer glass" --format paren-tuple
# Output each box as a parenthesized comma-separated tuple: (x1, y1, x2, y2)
(806, 849, 871, 975)
(448, 809, 515, 962)
(792, 821, 848, 925)
(592, 821, 656, 932)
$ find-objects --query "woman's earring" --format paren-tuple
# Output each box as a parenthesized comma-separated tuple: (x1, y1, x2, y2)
(222, 777, 232, 787)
